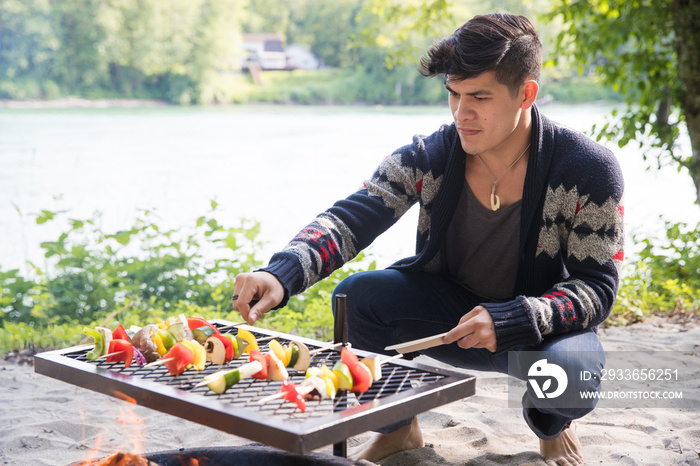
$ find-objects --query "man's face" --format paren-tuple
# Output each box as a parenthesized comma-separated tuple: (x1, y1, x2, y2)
(446, 72, 526, 156)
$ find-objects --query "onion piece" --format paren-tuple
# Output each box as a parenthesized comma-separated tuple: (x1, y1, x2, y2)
(132, 347, 147, 366)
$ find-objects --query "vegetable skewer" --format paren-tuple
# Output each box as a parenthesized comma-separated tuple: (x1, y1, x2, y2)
(257, 351, 404, 410)
(142, 333, 275, 376)
(83, 317, 350, 386)
(194, 360, 264, 393)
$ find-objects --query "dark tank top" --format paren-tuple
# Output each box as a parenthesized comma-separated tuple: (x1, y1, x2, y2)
(445, 180, 521, 300)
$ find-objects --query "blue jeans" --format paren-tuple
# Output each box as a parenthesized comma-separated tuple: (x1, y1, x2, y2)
(332, 269, 604, 440)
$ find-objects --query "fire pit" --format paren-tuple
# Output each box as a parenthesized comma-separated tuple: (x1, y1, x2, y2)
(71, 445, 365, 465)
(35, 320, 475, 458)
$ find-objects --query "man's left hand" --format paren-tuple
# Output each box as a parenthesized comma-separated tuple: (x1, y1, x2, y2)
(442, 305, 497, 353)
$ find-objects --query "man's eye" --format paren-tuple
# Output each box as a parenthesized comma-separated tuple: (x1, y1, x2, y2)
(473, 96, 488, 101)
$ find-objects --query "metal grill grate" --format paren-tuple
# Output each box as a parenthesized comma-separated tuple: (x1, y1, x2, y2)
(35, 322, 475, 454)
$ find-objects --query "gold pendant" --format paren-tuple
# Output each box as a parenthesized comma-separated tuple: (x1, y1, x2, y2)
(490, 185, 500, 211)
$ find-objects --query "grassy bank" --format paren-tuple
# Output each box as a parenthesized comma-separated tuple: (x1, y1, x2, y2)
(219, 68, 621, 106)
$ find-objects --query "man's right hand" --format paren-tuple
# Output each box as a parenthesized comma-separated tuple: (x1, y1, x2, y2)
(232, 271, 285, 325)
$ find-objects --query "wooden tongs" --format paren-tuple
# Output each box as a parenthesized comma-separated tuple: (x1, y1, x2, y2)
(384, 332, 448, 354)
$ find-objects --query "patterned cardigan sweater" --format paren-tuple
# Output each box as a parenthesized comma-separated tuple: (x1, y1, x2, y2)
(262, 105, 625, 353)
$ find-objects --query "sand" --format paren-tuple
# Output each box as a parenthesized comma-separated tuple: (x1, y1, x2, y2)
(1, 317, 699, 466)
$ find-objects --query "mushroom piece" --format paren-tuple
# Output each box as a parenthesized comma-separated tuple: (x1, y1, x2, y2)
(291, 341, 311, 371)
(131, 324, 160, 363)
(205, 336, 227, 365)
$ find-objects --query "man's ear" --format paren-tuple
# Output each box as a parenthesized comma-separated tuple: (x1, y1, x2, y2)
(520, 80, 539, 109)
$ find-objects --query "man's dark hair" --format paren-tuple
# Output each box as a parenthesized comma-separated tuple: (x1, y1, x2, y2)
(419, 13, 542, 95)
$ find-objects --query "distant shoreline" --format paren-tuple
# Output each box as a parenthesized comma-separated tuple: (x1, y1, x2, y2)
(0, 97, 169, 109)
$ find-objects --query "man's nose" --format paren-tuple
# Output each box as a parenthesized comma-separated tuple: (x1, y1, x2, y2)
(454, 99, 476, 120)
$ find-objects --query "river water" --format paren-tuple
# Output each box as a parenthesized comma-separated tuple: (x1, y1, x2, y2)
(1, 103, 698, 274)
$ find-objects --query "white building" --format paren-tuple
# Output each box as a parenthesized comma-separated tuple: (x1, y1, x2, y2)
(241, 33, 287, 70)
(241, 34, 319, 71)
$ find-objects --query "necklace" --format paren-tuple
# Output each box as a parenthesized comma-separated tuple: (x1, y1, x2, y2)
(475, 143, 531, 211)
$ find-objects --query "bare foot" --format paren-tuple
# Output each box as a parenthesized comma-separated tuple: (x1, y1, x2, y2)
(540, 424, 584, 465)
(348, 417, 425, 462)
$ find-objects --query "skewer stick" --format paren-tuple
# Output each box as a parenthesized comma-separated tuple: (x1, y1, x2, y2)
(257, 391, 285, 404)
(96, 350, 126, 360)
(143, 357, 174, 368)
(193, 379, 211, 389)
(193, 366, 240, 388)
(180, 373, 201, 385)
(216, 322, 246, 331)
(380, 354, 404, 364)
(309, 342, 343, 355)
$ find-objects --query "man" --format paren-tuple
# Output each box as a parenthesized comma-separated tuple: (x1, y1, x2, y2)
(233, 13, 624, 466)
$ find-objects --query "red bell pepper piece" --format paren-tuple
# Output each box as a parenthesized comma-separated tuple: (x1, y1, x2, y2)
(348, 361, 372, 393)
(249, 350, 268, 380)
(210, 333, 234, 363)
(106, 339, 134, 368)
(163, 342, 195, 376)
(112, 324, 131, 342)
(341, 346, 370, 392)
(281, 380, 307, 412)
(340, 347, 360, 368)
(187, 317, 219, 334)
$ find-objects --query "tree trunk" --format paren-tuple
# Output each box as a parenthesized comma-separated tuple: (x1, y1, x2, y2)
(671, 0, 700, 207)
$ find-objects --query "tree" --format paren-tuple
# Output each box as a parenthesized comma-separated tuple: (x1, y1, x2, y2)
(288, 0, 363, 68)
(51, 0, 108, 91)
(0, 0, 60, 98)
(546, 0, 700, 208)
(241, 0, 291, 36)
(352, 0, 453, 69)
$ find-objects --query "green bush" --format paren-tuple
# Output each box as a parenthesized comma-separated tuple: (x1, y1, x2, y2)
(0, 202, 261, 353)
(612, 220, 700, 325)
(0, 202, 372, 354)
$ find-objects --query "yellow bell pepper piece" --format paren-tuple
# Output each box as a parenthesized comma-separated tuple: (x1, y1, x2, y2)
(320, 364, 339, 390)
(237, 328, 259, 353)
(153, 332, 167, 357)
(181, 340, 206, 371)
(269, 339, 292, 367)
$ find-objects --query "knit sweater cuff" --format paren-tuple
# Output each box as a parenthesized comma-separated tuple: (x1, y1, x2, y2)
(484, 298, 542, 353)
(258, 252, 305, 310)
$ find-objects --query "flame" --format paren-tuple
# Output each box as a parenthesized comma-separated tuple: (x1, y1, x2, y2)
(113, 391, 146, 456)
(76, 452, 150, 465)
(78, 408, 104, 463)
(112, 390, 138, 405)
(77, 390, 146, 464)
(174, 457, 201, 466)
(76, 390, 210, 465)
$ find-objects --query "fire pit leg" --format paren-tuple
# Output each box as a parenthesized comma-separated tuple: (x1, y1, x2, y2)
(332, 293, 349, 457)
(333, 436, 348, 457)
(333, 293, 348, 346)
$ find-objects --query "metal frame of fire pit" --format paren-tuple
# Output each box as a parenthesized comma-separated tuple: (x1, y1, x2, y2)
(35, 320, 475, 455)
